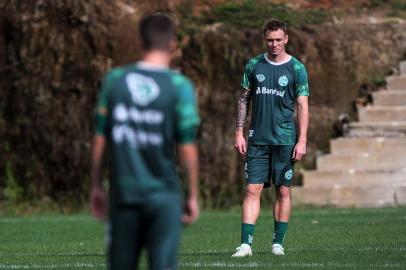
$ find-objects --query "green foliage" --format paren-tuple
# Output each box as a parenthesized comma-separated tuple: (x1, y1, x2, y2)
(0, 200, 61, 216)
(387, 0, 406, 18)
(176, 1, 208, 38)
(368, 0, 389, 8)
(371, 73, 387, 87)
(3, 162, 23, 203)
(1, 208, 406, 269)
(177, 0, 330, 36)
(368, 69, 392, 87)
(367, 0, 406, 18)
(391, 0, 406, 10)
(386, 11, 406, 19)
(211, 0, 330, 28)
(176, 1, 197, 37)
(369, 0, 406, 10)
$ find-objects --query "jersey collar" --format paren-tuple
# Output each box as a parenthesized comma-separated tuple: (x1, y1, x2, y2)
(136, 61, 169, 71)
(264, 53, 292, 66)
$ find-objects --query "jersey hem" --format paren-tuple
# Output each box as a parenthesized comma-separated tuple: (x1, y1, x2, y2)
(94, 130, 107, 136)
(248, 141, 296, 146)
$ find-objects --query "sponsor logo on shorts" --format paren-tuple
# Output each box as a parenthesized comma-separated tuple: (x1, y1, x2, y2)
(249, 130, 254, 137)
(285, 169, 293, 180)
(278, 75, 288, 86)
(256, 74, 265, 82)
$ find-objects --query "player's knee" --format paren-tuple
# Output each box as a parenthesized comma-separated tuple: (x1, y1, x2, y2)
(246, 184, 263, 198)
(277, 185, 291, 199)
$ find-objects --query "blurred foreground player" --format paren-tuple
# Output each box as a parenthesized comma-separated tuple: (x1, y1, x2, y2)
(90, 13, 200, 270)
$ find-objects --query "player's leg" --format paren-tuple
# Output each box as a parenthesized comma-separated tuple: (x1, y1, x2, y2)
(241, 183, 263, 240)
(232, 145, 269, 257)
(145, 191, 182, 270)
(232, 184, 263, 257)
(271, 145, 295, 255)
(272, 185, 291, 255)
(108, 205, 143, 270)
(274, 185, 291, 222)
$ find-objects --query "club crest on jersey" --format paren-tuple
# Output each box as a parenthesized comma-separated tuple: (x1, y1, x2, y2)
(126, 73, 160, 106)
(278, 75, 288, 86)
(285, 169, 293, 180)
(256, 74, 265, 82)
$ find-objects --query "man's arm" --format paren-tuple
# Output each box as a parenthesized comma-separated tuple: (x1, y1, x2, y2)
(235, 88, 252, 155)
(90, 135, 107, 220)
(178, 143, 199, 225)
(292, 96, 309, 161)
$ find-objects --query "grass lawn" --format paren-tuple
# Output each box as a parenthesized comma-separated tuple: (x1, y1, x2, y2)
(0, 207, 405, 269)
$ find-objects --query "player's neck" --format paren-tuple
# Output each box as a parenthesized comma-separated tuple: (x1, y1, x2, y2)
(142, 50, 171, 68)
(266, 51, 290, 63)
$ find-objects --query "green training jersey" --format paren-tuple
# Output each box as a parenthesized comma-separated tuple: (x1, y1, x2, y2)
(94, 62, 200, 204)
(241, 54, 309, 145)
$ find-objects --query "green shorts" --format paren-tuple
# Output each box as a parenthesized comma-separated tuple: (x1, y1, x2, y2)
(107, 191, 182, 270)
(245, 144, 295, 188)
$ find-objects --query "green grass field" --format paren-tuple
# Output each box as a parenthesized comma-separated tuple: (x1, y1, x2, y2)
(0, 207, 405, 269)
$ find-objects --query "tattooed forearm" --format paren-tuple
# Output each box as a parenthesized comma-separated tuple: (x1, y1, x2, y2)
(236, 88, 252, 128)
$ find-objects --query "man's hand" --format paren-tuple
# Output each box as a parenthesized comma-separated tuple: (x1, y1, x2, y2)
(90, 184, 107, 220)
(234, 130, 247, 155)
(294, 96, 308, 161)
(181, 196, 199, 225)
(292, 141, 306, 161)
(90, 135, 107, 220)
(178, 143, 199, 225)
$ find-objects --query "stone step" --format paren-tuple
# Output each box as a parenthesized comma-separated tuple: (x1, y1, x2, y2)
(372, 90, 406, 106)
(294, 62, 406, 208)
(346, 121, 406, 137)
(400, 61, 406, 75)
(302, 168, 406, 187)
(316, 153, 406, 170)
(358, 106, 406, 122)
(386, 75, 406, 90)
(292, 185, 406, 207)
(396, 185, 406, 205)
(330, 137, 406, 154)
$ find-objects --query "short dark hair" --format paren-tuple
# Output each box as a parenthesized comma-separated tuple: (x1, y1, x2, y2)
(139, 13, 176, 51)
(262, 19, 287, 35)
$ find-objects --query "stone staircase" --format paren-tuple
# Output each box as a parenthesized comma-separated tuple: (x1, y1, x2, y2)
(294, 61, 406, 207)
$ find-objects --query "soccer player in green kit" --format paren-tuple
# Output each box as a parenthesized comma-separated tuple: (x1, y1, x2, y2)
(232, 18, 309, 257)
(90, 13, 200, 270)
